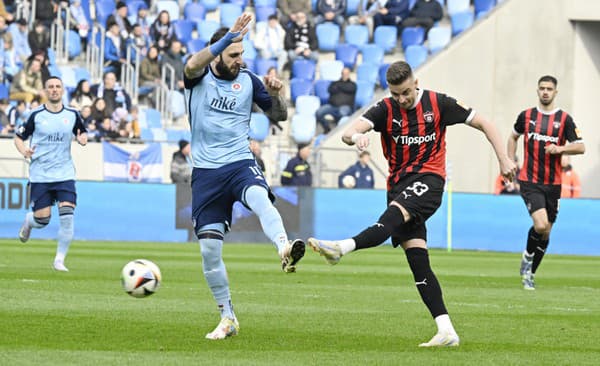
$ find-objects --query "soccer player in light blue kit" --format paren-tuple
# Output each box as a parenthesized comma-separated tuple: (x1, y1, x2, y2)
(184, 13, 306, 340)
(14, 76, 87, 272)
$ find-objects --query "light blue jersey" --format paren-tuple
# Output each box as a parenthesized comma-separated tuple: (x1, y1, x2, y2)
(16, 105, 86, 183)
(184, 66, 272, 168)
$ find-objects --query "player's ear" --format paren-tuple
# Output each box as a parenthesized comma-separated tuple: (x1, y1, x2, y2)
(414, 78, 419, 89)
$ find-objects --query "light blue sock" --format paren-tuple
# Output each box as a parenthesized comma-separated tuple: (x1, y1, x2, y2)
(198, 223, 235, 319)
(26, 212, 48, 228)
(243, 185, 288, 253)
(56, 206, 74, 262)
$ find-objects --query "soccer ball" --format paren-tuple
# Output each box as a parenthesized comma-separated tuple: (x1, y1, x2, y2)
(121, 259, 162, 298)
(342, 175, 356, 188)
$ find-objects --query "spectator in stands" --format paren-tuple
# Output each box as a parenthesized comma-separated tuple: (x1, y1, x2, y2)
(28, 21, 50, 56)
(170, 139, 192, 184)
(9, 18, 31, 65)
(315, 0, 346, 27)
(107, 1, 133, 40)
(98, 117, 121, 141)
(281, 143, 313, 186)
(3, 34, 20, 82)
(135, 4, 151, 39)
(401, 0, 443, 34)
(374, 0, 410, 32)
(127, 23, 151, 60)
(348, 0, 382, 39)
(249, 139, 266, 172)
(338, 151, 375, 189)
(160, 40, 185, 91)
(80, 105, 101, 141)
(278, 0, 312, 28)
(150, 10, 176, 54)
(139, 45, 161, 101)
(27, 51, 51, 84)
(69, 0, 90, 50)
(69, 79, 94, 110)
(90, 97, 110, 126)
(112, 106, 132, 138)
(561, 155, 581, 198)
(104, 20, 126, 80)
(0, 98, 17, 135)
(285, 11, 319, 64)
(129, 105, 141, 139)
(254, 14, 288, 74)
(9, 58, 46, 103)
(315, 67, 356, 133)
(93, 72, 132, 116)
(35, 0, 57, 29)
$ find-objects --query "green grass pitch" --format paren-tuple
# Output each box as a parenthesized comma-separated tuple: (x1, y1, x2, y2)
(1, 239, 599, 365)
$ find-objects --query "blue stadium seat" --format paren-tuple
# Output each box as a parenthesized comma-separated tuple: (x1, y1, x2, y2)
(292, 59, 316, 81)
(374, 25, 398, 53)
(127, 0, 146, 16)
(140, 128, 154, 141)
(170, 91, 186, 119)
(409, 0, 417, 9)
(67, 30, 81, 59)
(174, 20, 196, 45)
(346, 0, 361, 16)
(151, 128, 167, 141)
(95, 0, 115, 26)
(254, 0, 277, 6)
(255, 6, 277, 22)
(48, 64, 62, 78)
(360, 44, 385, 67)
(254, 58, 278, 76)
(401, 26, 425, 50)
(59, 66, 77, 88)
(319, 60, 344, 81)
(156, 0, 180, 22)
(314, 79, 331, 104)
(316, 22, 340, 52)
(249, 113, 270, 142)
(47, 48, 56, 65)
(335, 44, 359, 70)
(74, 67, 91, 83)
(451, 10, 474, 36)
(356, 63, 379, 86)
(447, 0, 470, 15)
(427, 26, 451, 53)
(184, 2, 206, 22)
(242, 39, 257, 59)
(225, 0, 248, 6)
(0, 84, 8, 99)
(201, 0, 220, 12)
(166, 128, 185, 142)
(344, 25, 369, 49)
(197, 20, 220, 43)
(290, 78, 314, 104)
(474, 0, 496, 17)
(243, 58, 255, 73)
(187, 38, 207, 53)
(295, 95, 321, 116)
(291, 114, 316, 144)
(354, 80, 375, 108)
(405, 45, 428, 69)
(312, 0, 318, 12)
(379, 63, 390, 89)
(145, 108, 163, 129)
(220, 3, 243, 28)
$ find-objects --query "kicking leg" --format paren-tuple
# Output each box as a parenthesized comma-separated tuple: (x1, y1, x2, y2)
(19, 207, 51, 243)
(54, 203, 75, 272)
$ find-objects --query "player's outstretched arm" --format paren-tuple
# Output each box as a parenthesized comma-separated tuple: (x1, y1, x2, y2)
(544, 141, 585, 155)
(469, 113, 517, 181)
(342, 118, 373, 151)
(184, 13, 252, 79)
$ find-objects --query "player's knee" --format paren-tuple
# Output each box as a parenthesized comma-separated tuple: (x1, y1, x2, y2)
(34, 216, 51, 228)
(533, 221, 551, 235)
(377, 205, 406, 233)
(243, 185, 271, 214)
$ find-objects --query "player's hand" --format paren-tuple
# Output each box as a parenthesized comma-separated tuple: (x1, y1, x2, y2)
(499, 156, 517, 181)
(77, 130, 88, 146)
(544, 143, 562, 155)
(353, 134, 370, 151)
(23, 145, 35, 159)
(263, 75, 283, 94)
(229, 13, 252, 42)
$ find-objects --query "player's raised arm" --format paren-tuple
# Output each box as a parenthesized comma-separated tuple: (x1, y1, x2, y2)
(341, 118, 373, 151)
(184, 13, 252, 79)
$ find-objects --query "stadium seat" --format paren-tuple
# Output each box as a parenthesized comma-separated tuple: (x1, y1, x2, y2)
(243, 58, 255, 73)
(314, 79, 331, 104)
(201, 0, 220, 12)
(187, 38, 207, 54)
(58, 66, 77, 88)
(254, 58, 278, 76)
(127, 0, 146, 16)
(346, 0, 361, 16)
(74, 67, 91, 83)
(447, 0, 470, 15)
(166, 128, 185, 142)
(145, 108, 163, 128)
(379, 63, 390, 89)
(474, 0, 496, 14)
(360, 44, 385, 67)
(220, 3, 243, 28)
(405, 45, 428, 69)
(319, 60, 344, 81)
(66, 30, 81, 59)
(344, 25, 369, 49)
(170, 91, 186, 119)
(295, 95, 321, 116)
(151, 128, 167, 141)
(290, 78, 314, 104)
(174, 20, 196, 45)
(184, 2, 206, 23)
(291, 113, 316, 144)
(140, 128, 154, 141)
(374, 26, 398, 53)
(354, 80, 375, 108)
(312, 0, 318, 12)
(225, 0, 248, 6)
(316, 22, 340, 52)
(451, 10, 475, 36)
(255, 6, 277, 22)
(292, 59, 316, 81)
(254, 0, 277, 6)
(427, 26, 451, 53)
(95, 0, 115, 27)
(249, 113, 270, 142)
(0, 84, 8, 99)
(48, 64, 61, 78)
(197, 20, 220, 43)
(401, 27, 425, 50)
(156, 0, 180, 22)
(335, 44, 359, 70)
(47, 48, 56, 65)
(356, 63, 379, 86)
(242, 39, 257, 59)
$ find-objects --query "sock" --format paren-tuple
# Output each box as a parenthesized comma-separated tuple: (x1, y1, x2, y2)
(338, 239, 356, 255)
(532, 238, 549, 274)
(27, 212, 49, 228)
(525, 226, 542, 256)
(434, 314, 457, 335)
(244, 185, 288, 254)
(352, 205, 405, 250)
(56, 206, 74, 262)
(198, 223, 235, 319)
(405, 247, 448, 319)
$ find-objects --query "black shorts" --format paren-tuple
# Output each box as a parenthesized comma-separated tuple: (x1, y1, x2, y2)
(29, 180, 77, 211)
(518, 180, 561, 223)
(387, 173, 445, 246)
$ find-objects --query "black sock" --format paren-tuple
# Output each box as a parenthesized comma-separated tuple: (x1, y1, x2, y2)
(525, 226, 542, 255)
(532, 239, 549, 273)
(352, 205, 405, 250)
(405, 247, 447, 318)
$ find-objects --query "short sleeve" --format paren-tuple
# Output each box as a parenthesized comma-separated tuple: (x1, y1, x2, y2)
(247, 71, 272, 111)
(72, 111, 87, 135)
(513, 111, 526, 135)
(16, 113, 35, 140)
(361, 100, 388, 132)
(438, 93, 474, 126)
(564, 115, 583, 143)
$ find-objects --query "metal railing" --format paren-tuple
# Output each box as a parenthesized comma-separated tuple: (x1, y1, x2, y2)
(86, 23, 106, 84)
(50, 6, 70, 64)
(155, 63, 175, 126)
(16, 0, 30, 25)
(122, 43, 141, 104)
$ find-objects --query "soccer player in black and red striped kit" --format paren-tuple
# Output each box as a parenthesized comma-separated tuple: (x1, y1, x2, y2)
(308, 61, 516, 347)
(507, 75, 585, 291)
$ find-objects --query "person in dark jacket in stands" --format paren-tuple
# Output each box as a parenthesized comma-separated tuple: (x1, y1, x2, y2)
(338, 151, 375, 189)
(401, 0, 444, 34)
(284, 11, 319, 64)
(170, 139, 192, 184)
(315, 67, 356, 133)
(373, 0, 410, 32)
(281, 143, 312, 186)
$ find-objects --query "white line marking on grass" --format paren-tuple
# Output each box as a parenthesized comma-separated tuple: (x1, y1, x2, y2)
(21, 279, 39, 283)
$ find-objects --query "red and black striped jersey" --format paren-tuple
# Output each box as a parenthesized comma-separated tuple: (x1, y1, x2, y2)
(513, 107, 583, 185)
(361, 89, 474, 187)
